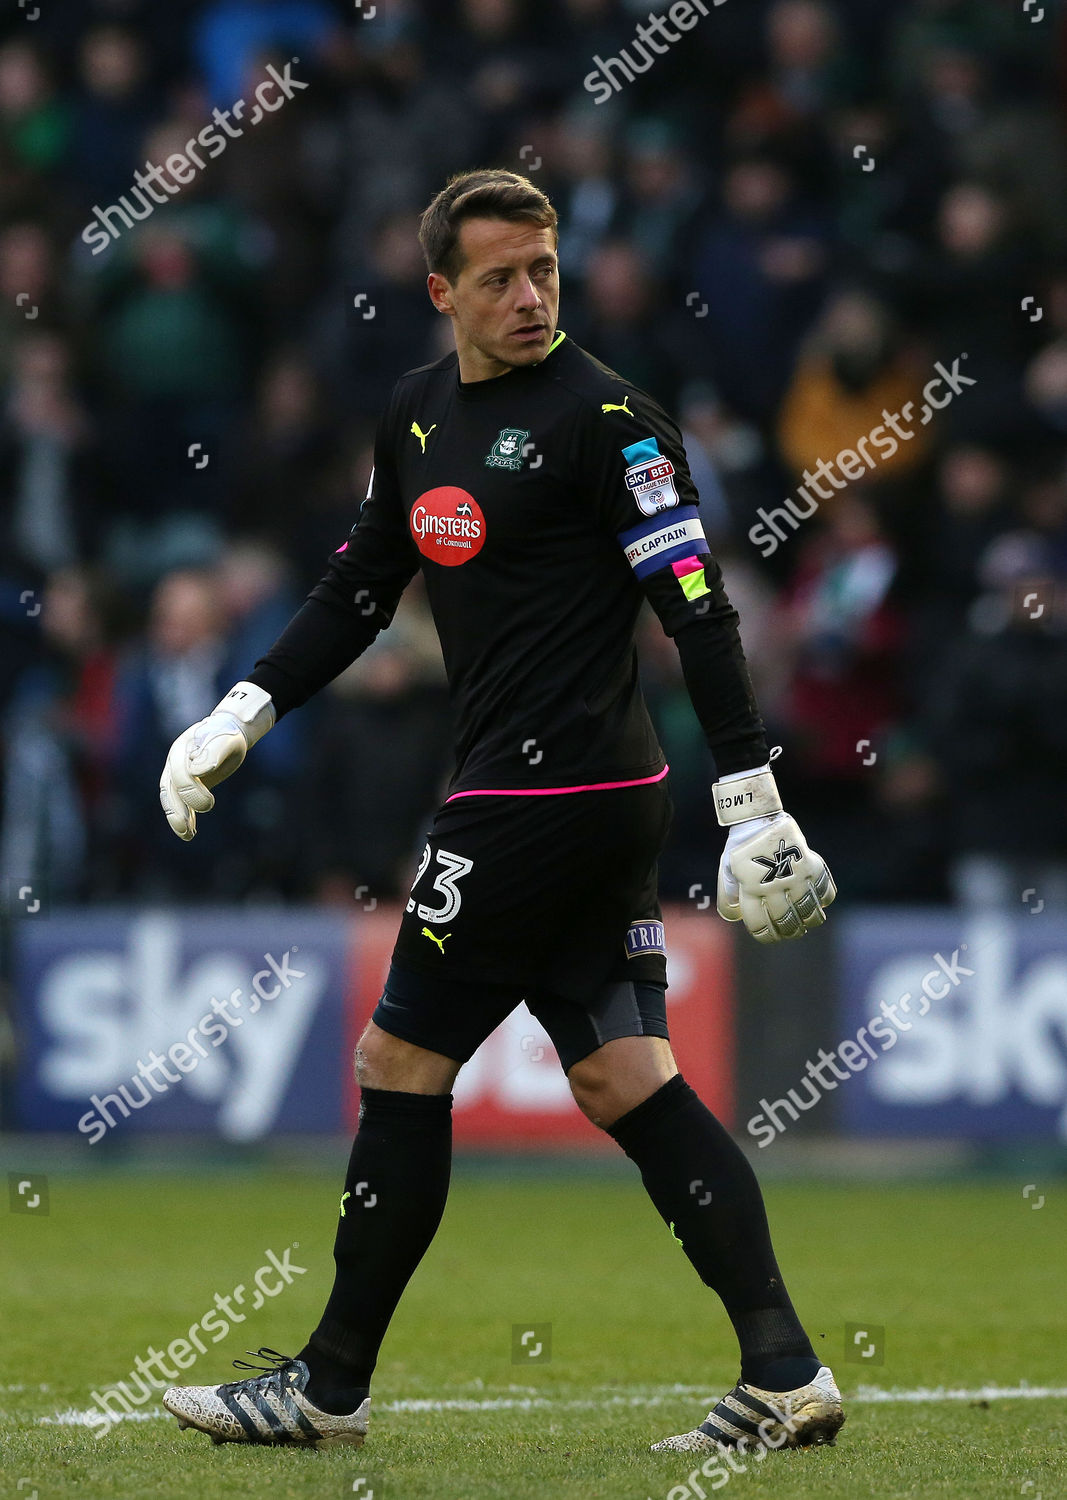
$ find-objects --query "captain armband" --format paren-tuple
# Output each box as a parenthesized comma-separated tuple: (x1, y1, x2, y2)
(617, 505, 713, 601)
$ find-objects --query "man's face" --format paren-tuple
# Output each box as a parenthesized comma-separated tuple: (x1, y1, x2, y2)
(428, 217, 559, 375)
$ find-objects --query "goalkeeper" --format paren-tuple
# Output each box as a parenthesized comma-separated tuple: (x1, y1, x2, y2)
(158, 169, 843, 1456)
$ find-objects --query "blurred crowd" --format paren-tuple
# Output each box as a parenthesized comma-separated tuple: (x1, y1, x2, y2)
(1, 0, 1066, 912)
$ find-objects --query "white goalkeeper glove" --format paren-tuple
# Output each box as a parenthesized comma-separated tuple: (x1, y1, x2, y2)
(159, 682, 275, 841)
(713, 761, 836, 943)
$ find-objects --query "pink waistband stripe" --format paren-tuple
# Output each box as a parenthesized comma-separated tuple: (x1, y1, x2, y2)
(445, 764, 670, 801)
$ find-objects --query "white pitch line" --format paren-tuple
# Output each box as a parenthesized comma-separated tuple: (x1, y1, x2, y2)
(853, 1383, 1067, 1404)
(40, 1406, 162, 1426)
(28, 1382, 1067, 1430)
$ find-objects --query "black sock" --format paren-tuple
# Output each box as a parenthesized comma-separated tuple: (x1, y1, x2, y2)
(300, 1086, 453, 1413)
(607, 1074, 818, 1390)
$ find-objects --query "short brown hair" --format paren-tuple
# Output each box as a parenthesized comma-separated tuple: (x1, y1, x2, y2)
(418, 169, 558, 282)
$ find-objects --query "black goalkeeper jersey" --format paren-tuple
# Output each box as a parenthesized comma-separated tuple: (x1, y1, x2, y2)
(249, 332, 768, 797)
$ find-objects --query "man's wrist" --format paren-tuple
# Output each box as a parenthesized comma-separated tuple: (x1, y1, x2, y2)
(712, 764, 783, 826)
(718, 762, 770, 784)
(212, 682, 276, 746)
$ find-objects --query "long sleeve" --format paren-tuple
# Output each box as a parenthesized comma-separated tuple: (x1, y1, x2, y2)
(579, 385, 769, 774)
(247, 400, 421, 718)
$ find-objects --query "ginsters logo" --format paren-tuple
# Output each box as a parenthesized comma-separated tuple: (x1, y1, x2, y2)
(410, 487, 486, 566)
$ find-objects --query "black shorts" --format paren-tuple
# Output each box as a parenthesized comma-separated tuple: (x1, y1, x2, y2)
(373, 777, 674, 1070)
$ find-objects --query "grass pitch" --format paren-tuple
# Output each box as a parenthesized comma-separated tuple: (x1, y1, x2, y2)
(3, 1159, 1065, 1499)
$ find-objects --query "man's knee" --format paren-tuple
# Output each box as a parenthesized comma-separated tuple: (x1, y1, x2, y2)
(568, 1036, 678, 1130)
(569, 1066, 621, 1128)
(354, 1021, 459, 1094)
(569, 1068, 647, 1129)
(353, 1024, 385, 1088)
